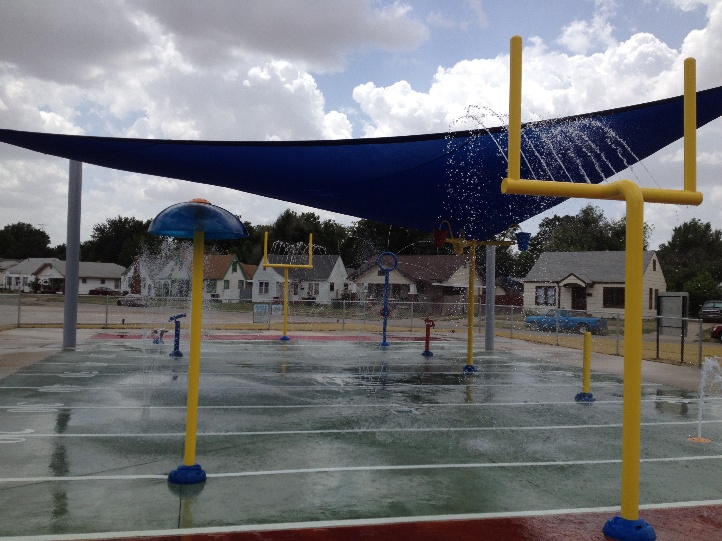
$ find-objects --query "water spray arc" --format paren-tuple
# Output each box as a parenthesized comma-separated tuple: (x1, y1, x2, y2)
(262, 232, 314, 341)
(501, 35, 702, 541)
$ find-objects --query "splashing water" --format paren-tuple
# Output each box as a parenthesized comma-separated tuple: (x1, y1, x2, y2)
(694, 357, 722, 440)
(442, 106, 657, 237)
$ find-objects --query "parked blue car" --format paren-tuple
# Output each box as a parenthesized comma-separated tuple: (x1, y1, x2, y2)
(525, 309, 608, 335)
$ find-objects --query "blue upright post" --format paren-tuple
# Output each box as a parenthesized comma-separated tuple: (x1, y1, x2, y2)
(169, 313, 186, 358)
(377, 252, 398, 348)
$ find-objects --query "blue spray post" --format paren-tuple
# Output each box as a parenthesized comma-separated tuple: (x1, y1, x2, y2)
(377, 252, 398, 348)
(169, 313, 187, 358)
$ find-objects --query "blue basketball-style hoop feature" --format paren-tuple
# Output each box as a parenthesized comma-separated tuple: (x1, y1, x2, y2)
(377, 252, 398, 348)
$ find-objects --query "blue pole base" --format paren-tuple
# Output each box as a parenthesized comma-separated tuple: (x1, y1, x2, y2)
(168, 464, 206, 485)
(169, 350, 183, 358)
(422, 350, 433, 357)
(380, 341, 390, 347)
(575, 392, 595, 402)
(280, 335, 291, 341)
(462, 364, 477, 373)
(603, 516, 656, 541)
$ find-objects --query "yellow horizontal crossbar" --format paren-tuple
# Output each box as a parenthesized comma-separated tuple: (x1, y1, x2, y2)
(501, 178, 703, 206)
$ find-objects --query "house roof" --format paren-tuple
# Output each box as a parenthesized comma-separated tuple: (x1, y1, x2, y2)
(0, 259, 20, 272)
(33, 260, 126, 279)
(6, 258, 61, 274)
(241, 263, 257, 279)
(264, 254, 343, 281)
(524, 251, 656, 284)
(204, 254, 237, 280)
(353, 254, 476, 284)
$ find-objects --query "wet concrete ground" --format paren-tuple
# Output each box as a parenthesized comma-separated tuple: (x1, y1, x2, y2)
(1, 330, 721, 539)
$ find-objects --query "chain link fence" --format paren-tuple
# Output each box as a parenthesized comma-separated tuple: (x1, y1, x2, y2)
(2, 293, 721, 366)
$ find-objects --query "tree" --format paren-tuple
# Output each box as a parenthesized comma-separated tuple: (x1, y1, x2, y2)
(0, 222, 51, 258)
(531, 205, 649, 254)
(342, 219, 446, 267)
(682, 271, 722, 316)
(508, 204, 652, 277)
(657, 219, 722, 313)
(82, 216, 159, 267)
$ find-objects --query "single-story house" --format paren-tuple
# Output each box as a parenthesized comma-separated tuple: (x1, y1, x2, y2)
(522, 251, 666, 317)
(32, 260, 126, 294)
(252, 254, 349, 305)
(4, 258, 62, 292)
(351, 254, 492, 314)
(1, 258, 21, 290)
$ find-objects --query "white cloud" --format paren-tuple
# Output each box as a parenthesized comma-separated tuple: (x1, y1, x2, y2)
(128, 0, 428, 73)
(0, 0, 721, 250)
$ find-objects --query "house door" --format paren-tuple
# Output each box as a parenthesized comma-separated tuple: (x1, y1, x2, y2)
(571, 287, 587, 311)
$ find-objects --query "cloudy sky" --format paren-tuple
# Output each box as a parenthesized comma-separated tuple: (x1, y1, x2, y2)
(1, 0, 721, 250)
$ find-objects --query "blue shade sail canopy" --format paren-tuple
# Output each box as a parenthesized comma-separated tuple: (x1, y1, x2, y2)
(148, 198, 249, 240)
(1, 86, 721, 241)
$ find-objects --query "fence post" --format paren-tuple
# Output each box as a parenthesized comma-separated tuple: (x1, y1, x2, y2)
(342, 300, 346, 331)
(410, 301, 414, 332)
(616, 313, 620, 356)
(17, 292, 22, 327)
(680, 317, 685, 364)
(656, 315, 660, 359)
(697, 318, 703, 368)
(104, 294, 109, 329)
(510, 305, 514, 339)
(268, 300, 272, 331)
(555, 309, 560, 346)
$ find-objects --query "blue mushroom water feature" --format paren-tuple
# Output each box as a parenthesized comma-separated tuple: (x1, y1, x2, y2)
(148, 198, 248, 485)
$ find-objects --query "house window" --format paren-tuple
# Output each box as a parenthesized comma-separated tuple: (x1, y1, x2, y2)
(293, 283, 299, 295)
(649, 288, 653, 310)
(330, 282, 335, 292)
(308, 282, 320, 296)
(206, 281, 217, 293)
(81, 278, 87, 284)
(100, 279, 106, 285)
(535, 286, 556, 306)
(223, 280, 230, 290)
(238, 280, 243, 290)
(232, 262, 238, 273)
(377, 270, 385, 276)
(259, 281, 269, 295)
(652, 259, 657, 271)
(22, 277, 28, 287)
(603, 287, 625, 308)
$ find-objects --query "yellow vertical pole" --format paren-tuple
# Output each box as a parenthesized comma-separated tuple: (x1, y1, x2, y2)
(183, 230, 204, 466)
(620, 186, 645, 521)
(282, 267, 290, 337)
(467, 244, 476, 367)
(684, 58, 696, 192)
(582, 332, 592, 394)
(508, 35, 522, 181)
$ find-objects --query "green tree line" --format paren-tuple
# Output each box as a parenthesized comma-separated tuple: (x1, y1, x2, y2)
(3, 205, 721, 313)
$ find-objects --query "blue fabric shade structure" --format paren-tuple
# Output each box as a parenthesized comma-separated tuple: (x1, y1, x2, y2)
(1, 86, 722, 240)
(148, 198, 249, 240)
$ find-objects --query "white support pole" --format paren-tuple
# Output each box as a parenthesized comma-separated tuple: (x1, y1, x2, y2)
(485, 245, 496, 351)
(63, 160, 82, 350)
